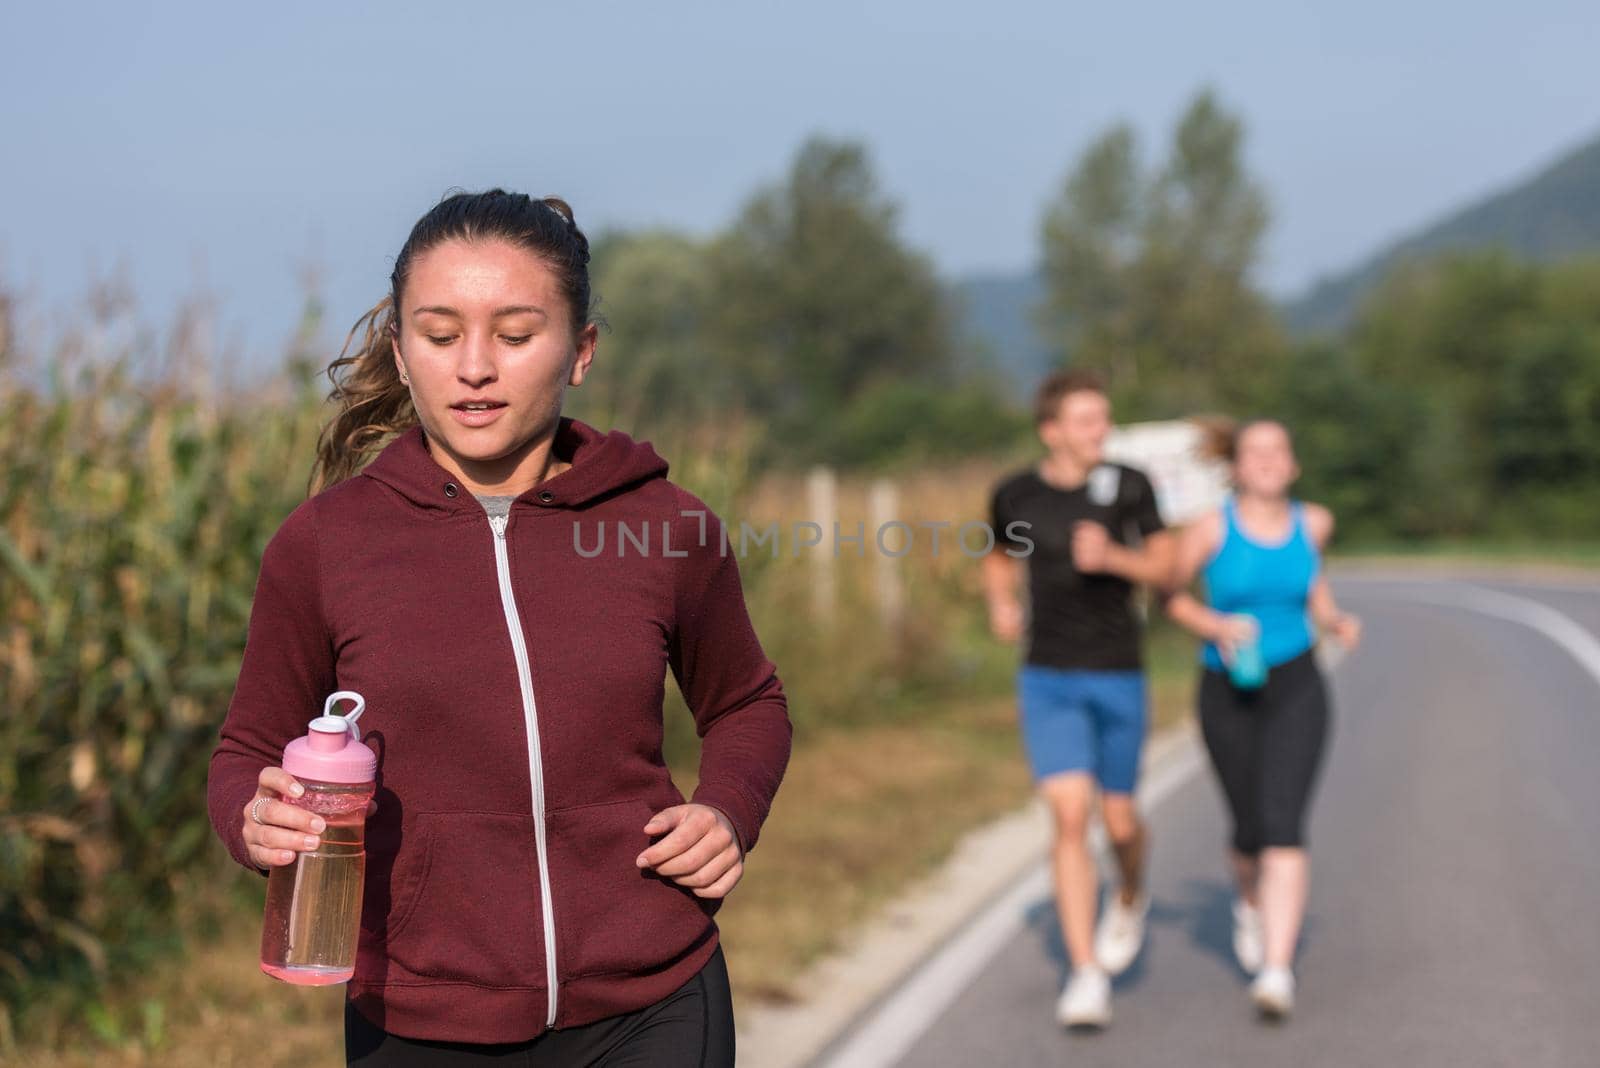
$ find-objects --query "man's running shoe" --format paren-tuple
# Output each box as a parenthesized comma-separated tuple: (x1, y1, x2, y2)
(1056, 965, 1112, 1029)
(1094, 891, 1149, 976)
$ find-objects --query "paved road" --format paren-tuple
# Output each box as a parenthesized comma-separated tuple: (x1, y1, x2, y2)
(856, 576, 1600, 1067)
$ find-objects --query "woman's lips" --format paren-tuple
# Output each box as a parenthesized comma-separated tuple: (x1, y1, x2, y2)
(449, 403, 507, 428)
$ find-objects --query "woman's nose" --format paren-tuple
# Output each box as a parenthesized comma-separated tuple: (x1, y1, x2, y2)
(456, 334, 496, 385)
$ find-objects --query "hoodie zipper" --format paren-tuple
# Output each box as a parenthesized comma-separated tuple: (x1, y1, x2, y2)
(489, 512, 560, 1027)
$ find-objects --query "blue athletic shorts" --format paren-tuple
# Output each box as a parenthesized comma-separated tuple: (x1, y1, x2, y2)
(1016, 666, 1147, 793)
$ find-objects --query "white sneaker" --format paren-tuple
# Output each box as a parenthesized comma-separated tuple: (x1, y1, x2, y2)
(1250, 965, 1295, 1019)
(1056, 966, 1112, 1029)
(1232, 898, 1264, 975)
(1093, 891, 1149, 976)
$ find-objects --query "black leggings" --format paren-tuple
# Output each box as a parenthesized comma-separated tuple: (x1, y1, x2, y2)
(345, 945, 734, 1067)
(1198, 649, 1331, 854)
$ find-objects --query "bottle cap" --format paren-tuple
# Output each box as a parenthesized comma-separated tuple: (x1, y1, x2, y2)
(282, 691, 377, 784)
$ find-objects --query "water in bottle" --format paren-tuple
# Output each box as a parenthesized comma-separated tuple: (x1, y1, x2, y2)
(260, 691, 377, 985)
(1228, 628, 1267, 691)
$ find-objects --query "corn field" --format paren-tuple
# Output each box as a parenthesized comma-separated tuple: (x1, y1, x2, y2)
(0, 285, 340, 1045)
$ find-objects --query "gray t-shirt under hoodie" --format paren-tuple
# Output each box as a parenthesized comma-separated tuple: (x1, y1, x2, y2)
(473, 494, 517, 520)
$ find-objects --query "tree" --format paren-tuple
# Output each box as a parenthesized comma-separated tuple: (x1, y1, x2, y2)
(1036, 125, 1141, 387)
(1323, 250, 1600, 539)
(1037, 88, 1283, 417)
(707, 136, 956, 455)
(569, 230, 720, 435)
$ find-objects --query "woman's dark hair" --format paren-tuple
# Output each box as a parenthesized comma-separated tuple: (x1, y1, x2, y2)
(309, 189, 592, 493)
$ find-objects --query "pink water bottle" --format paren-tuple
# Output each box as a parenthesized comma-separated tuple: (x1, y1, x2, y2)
(260, 691, 377, 985)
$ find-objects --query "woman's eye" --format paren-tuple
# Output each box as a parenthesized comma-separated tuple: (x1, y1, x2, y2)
(426, 335, 456, 345)
(502, 335, 532, 345)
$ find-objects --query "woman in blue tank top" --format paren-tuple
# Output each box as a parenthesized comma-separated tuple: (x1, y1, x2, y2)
(1163, 419, 1361, 1020)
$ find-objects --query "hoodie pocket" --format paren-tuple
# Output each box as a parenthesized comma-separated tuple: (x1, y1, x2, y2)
(376, 811, 547, 987)
(546, 798, 716, 980)
(358, 813, 431, 947)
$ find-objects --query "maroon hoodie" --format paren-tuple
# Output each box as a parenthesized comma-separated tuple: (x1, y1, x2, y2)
(207, 417, 791, 1043)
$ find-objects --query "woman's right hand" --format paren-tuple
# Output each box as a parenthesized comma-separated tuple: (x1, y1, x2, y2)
(243, 767, 381, 869)
(1212, 613, 1258, 663)
(242, 766, 325, 869)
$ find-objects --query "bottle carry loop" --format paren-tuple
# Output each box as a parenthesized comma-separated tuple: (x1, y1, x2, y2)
(311, 691, 366, 742)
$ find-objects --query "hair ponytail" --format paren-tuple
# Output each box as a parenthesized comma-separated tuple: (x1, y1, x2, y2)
(308, 297, 415, 495)
(1192, 414, 1240, 464)
(1191, 415, 1292, 467)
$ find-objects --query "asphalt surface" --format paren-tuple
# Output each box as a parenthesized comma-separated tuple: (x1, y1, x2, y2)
(883, 576, 1600, 1068)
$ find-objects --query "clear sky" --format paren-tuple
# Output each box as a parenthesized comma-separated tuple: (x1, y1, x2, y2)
(3, 1, 1597, 370)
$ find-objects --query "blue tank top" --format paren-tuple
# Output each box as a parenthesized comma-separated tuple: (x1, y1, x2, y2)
(1200, 497, 1319, 671)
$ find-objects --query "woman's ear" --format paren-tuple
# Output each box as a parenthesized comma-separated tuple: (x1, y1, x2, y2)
(568, 322, 599, 388)
(390, 324, 409, 383)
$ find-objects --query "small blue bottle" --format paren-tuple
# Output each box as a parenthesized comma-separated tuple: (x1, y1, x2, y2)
(1229, 636, 1267, 690)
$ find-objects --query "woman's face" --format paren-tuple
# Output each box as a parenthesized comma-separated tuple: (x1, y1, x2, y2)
(393, 238, 597, 489)
(1233, 421, 1299, 499)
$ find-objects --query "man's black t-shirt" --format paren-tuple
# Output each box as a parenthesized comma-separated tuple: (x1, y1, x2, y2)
(990, 463, 1166, 671)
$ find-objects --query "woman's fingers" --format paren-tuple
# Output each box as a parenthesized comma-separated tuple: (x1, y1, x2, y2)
(691, 861, 744, 899)
(245, 796, 326, 836)
(253, 846, 299, 868)
(247, 836, 301, 868)
(241, 766, 328, 871)
(636, 807, 700, 869)
(257, 765, 304, 800)
(677, 848, 741, 890)
(259, 823, 323, 852)
(638, 805, 741, 884)
(651, 833, 732, 880)
(249, 824, 318, 869)
(243, 805, 324, 869)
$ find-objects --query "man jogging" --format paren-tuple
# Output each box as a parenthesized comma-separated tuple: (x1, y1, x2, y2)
(983, 369, 1173, 1030)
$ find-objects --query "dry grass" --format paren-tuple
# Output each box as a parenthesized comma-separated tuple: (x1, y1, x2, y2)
(17, 671, 1200, 1066)
(11, 924, 345, 1068)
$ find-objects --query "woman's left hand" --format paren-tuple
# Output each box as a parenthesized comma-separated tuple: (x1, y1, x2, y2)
(637, 803, 745, 899)
(1328, 612, 1363, 650)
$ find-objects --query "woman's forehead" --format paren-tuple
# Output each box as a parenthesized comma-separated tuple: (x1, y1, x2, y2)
(406, 239, 559, 306)
(1239, 421, 1290, 451)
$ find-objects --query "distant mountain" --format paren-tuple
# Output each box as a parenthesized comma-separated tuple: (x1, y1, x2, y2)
(1285, 128, 1600, 334)
(956, 130, 1600, 366)
(950, 270, 1052, 402)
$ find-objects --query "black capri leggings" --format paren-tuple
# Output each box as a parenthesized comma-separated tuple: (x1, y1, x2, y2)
(345, 944, 734, 1067)
(1198, 648, 1331, 854)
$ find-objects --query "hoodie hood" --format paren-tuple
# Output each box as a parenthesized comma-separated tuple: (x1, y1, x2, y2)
(359, 417, 670, 516)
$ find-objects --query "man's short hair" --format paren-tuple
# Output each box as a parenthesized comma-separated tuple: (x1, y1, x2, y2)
(1033, 368, 1108, 426)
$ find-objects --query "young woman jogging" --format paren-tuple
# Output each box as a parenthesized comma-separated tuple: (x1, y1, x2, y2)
(207, 189, 791, 1065)
(1163, 419, 1360, 1019)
